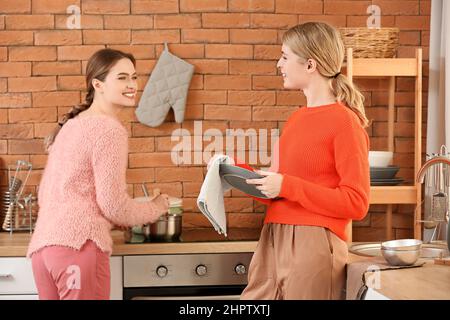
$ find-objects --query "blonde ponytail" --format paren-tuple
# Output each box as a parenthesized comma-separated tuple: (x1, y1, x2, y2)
(282, 22, 369, 128)
(333, 74, 368, 127)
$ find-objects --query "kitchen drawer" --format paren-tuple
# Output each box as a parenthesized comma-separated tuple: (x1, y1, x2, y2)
(110, 256, 123, 300)
(0, 294, 39, 300)
(0, 257, 37, 295)
(0, 256, 122, 299)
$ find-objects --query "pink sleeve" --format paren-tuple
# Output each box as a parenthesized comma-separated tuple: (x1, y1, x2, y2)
(92, 127, 167, 226)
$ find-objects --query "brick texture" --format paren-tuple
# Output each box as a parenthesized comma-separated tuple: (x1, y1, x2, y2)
(0, 0, 431, 240)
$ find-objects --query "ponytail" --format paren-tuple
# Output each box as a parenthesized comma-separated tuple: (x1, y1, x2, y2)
(44, 90, 94, 152)
(282, 22, 369, 128)
(332, 74, 369, 128)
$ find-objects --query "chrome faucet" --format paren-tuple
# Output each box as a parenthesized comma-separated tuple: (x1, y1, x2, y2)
(416, 156, 450, 184)
(416, 154, 450, 250)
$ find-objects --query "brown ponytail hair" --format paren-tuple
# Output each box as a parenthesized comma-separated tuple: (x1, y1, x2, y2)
(282, 22, 369, 128)
(44, 48, 136, 151)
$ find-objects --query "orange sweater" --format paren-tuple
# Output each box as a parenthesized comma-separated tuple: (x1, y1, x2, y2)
(241, 102, 370, 241)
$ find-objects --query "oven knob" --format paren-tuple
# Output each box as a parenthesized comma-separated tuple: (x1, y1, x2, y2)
(195, 264, 207, 276)
(235, 264, 247, 275)
(156, 265, 168, 278)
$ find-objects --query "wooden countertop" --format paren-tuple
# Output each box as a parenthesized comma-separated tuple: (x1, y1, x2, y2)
(374, 260, 450, 300)
(1, 230, 449, 299)
(0, 229, 259, 257)
(346, 252, 450, 300)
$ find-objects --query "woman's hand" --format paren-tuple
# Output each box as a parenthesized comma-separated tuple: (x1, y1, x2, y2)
(152, 194, 170, 214)
(246, 170, 284, 199)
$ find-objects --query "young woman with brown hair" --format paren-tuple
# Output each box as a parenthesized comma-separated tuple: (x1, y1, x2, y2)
(27, 49, 169, 300)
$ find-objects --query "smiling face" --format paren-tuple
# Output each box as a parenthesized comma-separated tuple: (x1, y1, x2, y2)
(277, 44, 312, 90)
(93, 58, 138, 107)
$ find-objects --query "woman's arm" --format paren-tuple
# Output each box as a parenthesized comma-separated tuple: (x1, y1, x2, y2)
(278, 128, 370, 220)
(92, 127, 168, 226)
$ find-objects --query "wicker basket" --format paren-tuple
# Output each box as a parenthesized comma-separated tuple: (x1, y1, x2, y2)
(339, 27, 399, 58)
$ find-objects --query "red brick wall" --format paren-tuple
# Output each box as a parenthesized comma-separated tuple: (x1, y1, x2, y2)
(0, 0, 431, 240)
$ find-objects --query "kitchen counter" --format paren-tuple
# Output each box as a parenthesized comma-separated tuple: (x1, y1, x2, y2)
(1, 230, 449, 299)
(346, 254, 450, 299)
(0, 228, 260, 257)
(373, 260, 450, 299)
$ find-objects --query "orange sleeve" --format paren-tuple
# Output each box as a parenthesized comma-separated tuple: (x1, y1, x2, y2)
(278, 127, 370, 220)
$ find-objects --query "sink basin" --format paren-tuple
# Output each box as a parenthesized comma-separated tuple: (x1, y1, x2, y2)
(349, 242, 449, 259)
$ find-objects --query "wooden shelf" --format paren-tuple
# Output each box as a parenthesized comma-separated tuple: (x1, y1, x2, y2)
(349, 58, 419, 77)
(369, 186, 418, 204)
(346, 48, 423, 242)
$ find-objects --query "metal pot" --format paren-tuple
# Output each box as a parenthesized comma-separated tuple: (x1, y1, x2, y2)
(143, 214, 182, 242)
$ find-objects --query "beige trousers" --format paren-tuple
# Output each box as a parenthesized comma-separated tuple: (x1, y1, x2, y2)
(241, 224, 348, 300)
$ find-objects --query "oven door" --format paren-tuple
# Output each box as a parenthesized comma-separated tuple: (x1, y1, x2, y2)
(124, 285, 245, 300)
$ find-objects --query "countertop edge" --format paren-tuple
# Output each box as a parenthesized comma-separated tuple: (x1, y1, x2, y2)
(0, 231, 260, 257)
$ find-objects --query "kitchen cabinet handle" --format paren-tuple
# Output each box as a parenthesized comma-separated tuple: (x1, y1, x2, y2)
(0, 273, 13, 279)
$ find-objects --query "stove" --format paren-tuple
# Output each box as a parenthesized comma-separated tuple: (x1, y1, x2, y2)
(122, 228, 261, 300)
(125, 227, 262, 244)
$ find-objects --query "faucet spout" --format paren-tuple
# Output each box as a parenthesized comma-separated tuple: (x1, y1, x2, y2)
(416, 156, 450, 184)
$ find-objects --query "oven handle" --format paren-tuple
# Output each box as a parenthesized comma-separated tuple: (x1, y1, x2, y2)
(131, 294, 241, 300)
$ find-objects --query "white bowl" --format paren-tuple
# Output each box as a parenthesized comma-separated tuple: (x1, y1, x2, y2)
(369, 151, 393, 167)
(135, 196, 181, 205)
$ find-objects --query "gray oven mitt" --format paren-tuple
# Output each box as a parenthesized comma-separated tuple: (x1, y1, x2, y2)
(136, 43, 194, 127)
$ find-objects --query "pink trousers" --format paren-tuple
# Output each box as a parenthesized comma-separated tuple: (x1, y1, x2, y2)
(31, 240, 110, 300)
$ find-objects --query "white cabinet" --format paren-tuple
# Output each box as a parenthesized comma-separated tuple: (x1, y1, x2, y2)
(0, 257, 37, 297)
(0, 294, 38, 300)
(110, 256, 123, 300)
(0, 256, 123, 300)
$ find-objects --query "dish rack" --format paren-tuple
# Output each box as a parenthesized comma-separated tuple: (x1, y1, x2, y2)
(1, 160, 37, 233)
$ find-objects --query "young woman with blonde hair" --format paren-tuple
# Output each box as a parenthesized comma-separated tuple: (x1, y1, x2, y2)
(241, 22, 370, 300)
(27, 49, 169, 300)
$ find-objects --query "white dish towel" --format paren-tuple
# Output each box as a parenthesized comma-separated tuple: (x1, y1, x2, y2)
(197, 155, 234, 236)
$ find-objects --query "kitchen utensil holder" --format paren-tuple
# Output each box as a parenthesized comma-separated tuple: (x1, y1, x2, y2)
(2, 160, 35, 233)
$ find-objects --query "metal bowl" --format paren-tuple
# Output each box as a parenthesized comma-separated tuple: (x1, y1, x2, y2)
(143, 214, 182, 242)
(381, 248, 420, 266)
(381, 239, 423, 251)
(133, 196, 183, 242)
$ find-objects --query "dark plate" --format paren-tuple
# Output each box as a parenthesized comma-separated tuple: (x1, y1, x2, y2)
(370, 178, 404, 186)
(219, 164, 269, 199)
(370, 165, 400, 180)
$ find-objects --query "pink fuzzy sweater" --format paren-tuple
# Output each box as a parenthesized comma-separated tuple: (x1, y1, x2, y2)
(27, 115, 167, 258)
